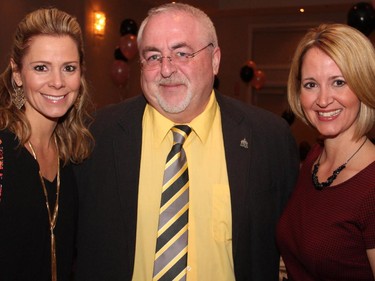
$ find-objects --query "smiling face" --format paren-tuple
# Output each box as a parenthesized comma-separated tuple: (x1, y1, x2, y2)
(300, 47, 361, 139)
(139, 11, 220, 123)
(12, 35, 81, 123)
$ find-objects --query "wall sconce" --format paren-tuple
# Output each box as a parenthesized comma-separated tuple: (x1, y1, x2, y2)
(93, 11, 106, 37)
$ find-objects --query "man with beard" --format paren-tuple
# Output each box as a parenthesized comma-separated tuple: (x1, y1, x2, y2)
(75, 3, 299, 281)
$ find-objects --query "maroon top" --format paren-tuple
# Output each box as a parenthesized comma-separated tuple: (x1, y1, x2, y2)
(277, 144, 375, 281)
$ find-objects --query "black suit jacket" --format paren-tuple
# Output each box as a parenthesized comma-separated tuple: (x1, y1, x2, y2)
(75, 92, 299, 281)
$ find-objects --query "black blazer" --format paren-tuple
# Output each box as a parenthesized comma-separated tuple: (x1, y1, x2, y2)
(75, 92, 299, 281)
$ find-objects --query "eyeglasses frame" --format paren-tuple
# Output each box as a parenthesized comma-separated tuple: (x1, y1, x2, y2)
(140, 42, 214, 70)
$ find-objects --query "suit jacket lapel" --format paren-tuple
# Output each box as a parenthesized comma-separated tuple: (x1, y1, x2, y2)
(113, 96, 146, 249)
(216, 92, 252, 259)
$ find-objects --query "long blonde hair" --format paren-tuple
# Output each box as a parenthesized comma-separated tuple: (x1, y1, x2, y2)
(0, 7, 93, 164)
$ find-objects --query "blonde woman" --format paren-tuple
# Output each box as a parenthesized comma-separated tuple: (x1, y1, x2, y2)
(0, 8, 92, 281)
(277, 23, 375, 280)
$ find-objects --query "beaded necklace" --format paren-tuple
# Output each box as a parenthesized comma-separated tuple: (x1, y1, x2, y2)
(312, 137, 367, 190)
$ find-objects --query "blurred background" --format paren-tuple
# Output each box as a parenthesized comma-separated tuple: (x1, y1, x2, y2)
(1, 0, 374, 146)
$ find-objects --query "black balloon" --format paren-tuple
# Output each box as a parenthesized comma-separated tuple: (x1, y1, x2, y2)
(240, 65, 254, 83)
(120, 18, 138, 36)
(114, 47, 128, 62)
(347, 2, 375, 36)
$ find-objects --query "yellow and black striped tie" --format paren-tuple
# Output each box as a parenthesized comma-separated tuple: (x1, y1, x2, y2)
(153, 125, 191, 281)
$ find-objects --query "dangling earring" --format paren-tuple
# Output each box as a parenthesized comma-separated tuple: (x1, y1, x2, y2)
(11, 80, 26, 109)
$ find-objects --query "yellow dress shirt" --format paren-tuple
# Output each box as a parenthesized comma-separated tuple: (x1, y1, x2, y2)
(133, 92, 235, 281)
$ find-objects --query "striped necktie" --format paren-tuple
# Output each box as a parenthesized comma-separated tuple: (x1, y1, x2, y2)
(153, 125, 192, 281)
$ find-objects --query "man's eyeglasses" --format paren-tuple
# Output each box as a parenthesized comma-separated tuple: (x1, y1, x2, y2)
(141, 43, 214, 71)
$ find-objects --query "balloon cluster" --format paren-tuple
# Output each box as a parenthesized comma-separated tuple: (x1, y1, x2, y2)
(240, 60, 266, 90)
(347, 2, 375, 36)
(111, 19, 139, 87)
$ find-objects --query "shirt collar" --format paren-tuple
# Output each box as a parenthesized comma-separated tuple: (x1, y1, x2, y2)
(145, 104, 174, 146)
(145, 90, 217, 145)
(189, 90, 217, 143)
